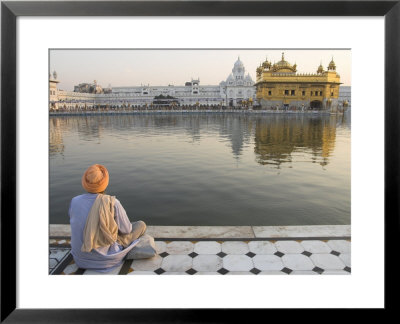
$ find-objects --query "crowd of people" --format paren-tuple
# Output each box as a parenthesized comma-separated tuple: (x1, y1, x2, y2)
(50, 104, 257, 112)
(50, 104, 344, 113)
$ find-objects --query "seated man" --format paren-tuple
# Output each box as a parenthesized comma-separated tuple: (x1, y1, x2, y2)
(69, 164, 147, 272)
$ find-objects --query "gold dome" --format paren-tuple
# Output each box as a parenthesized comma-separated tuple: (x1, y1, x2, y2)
(256, 64, 263, 76)
(328, 57, 336, 71)
(262, 56, 272, 70)
(317, 62, 325, 74)
(272, 52, 297, 72)
(276, 53, 290, 67)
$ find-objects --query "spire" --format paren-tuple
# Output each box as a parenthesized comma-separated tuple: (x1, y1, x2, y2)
(317, 61, 324, 74)
(328, 57, 336, 71)
(282, 52, 285, 61)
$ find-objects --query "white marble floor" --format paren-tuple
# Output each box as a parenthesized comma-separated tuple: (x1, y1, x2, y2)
(50, 238, 351, 275)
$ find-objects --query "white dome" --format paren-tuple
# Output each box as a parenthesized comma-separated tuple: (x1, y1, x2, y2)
(245, 73, 253, 82)
(226, 74, 234, 82)
(233, 57, 244, 69)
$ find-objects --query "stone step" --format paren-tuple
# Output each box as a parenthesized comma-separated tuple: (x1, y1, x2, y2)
(50, 224, 351, 239)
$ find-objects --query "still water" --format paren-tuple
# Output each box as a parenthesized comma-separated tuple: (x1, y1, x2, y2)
(50, 113, 351, 226)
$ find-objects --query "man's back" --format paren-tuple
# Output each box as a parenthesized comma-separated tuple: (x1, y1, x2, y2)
(69, 193, 137, 272)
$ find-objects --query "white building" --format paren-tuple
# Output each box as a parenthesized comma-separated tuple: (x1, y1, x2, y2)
(49, 58, 257, 110)
(220, 57, 256, 107)
(49, 71, 60, 109)
(110, 79, 224, 107)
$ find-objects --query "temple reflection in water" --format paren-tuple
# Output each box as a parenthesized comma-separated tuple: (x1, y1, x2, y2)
(254, 115, 338, 167)
(50, 113, 345, 169)
(49, 113, 350, 226)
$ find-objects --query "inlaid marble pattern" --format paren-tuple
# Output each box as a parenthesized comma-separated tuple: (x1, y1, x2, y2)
(49, 247, 70, 274)
(50, 239, 351, 275)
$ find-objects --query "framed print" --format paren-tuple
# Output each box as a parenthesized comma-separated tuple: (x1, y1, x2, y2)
(1, 0, 399, 321)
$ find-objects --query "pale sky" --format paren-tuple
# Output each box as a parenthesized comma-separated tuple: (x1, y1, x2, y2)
(50, 49, 351, 91)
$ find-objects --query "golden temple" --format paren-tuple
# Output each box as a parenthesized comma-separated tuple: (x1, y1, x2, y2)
(255, 53, 342, 111)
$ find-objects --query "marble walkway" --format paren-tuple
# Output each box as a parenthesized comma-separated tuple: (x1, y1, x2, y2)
(49, 237, 351, 275)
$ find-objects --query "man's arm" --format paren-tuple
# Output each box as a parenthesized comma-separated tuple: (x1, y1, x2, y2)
(114, 199, 133, 234)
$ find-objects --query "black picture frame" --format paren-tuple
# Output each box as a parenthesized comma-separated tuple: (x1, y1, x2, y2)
(1, 0, 398, 321)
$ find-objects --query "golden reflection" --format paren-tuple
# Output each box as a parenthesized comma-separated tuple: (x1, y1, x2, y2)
(50, 114, 342, 167)
(254, 115, 337, 167)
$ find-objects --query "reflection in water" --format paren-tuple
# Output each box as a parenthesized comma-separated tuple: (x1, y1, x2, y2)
(218, 115, 253, 159)
(50, 113, 350, 226)
(254, 115, 337, 167)
(49, 118, 65, 156)
(51, 114, 344, 167)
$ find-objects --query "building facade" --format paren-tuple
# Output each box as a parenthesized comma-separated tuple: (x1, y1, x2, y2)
(110, 79, 224, 107)
(255, 53, 342, 111)
(220, 57, 256, 107)
(49, 58, 256, 110)
(49, 71, 60, 110)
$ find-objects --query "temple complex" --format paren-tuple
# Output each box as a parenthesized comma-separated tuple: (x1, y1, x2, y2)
(255, 53, 342, 111)
(49, 58, 255, 110)
(50, 54, 349, 111)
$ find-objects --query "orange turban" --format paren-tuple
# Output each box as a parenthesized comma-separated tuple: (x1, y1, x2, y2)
(81, 164, 109, 193)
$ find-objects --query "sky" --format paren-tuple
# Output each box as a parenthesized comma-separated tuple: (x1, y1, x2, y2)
(50, 49, 351, 91)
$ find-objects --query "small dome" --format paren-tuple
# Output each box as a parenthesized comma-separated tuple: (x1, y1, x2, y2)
(328, 57, 336, 71)
(226, 73, 234, 82)
(262, 57, 272, 70)
(245, 73, 253, 82)
(233, 56, 244, 69)
(317, 62, 324, 74)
